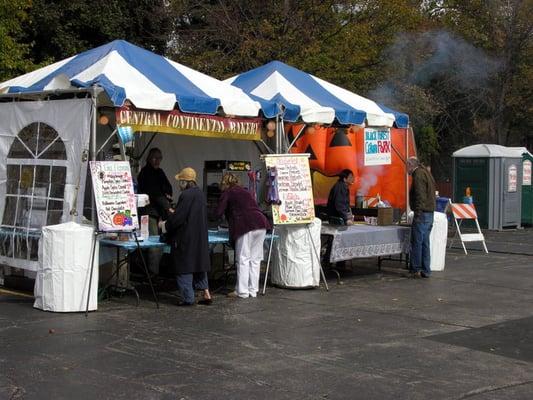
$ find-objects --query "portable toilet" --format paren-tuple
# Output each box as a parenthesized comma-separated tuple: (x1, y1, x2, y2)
(452, 144, 522, 230)
(509, 147, 533, 226)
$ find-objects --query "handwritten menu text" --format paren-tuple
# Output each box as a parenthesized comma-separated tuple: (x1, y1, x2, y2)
(264, 154, 315, 225)
(89, 161, 139, 232)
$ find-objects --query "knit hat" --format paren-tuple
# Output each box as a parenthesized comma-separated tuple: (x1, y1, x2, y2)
(175, 167, 197, 182)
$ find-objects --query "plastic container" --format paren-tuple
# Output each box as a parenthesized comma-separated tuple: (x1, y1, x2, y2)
(436, 197, 450, 213)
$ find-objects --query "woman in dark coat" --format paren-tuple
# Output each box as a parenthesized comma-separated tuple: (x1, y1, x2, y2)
(159, 167, 212, 306)
(215, 173, 271, 299)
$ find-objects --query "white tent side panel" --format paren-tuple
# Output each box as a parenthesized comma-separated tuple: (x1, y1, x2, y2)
(0, 99, 92, 270)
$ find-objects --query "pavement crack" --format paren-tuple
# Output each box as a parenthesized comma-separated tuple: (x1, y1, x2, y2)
(455, 379, 533, 399)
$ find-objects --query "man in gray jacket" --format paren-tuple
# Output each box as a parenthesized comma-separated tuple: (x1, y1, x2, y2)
(408, 157, 436, 278)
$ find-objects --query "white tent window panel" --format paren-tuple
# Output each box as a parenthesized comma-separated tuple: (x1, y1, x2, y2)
(0, 122, 67, 264)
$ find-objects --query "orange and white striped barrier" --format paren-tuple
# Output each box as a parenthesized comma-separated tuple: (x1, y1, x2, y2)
(449, 200, 488, 254)
(451, 203, 477, 219)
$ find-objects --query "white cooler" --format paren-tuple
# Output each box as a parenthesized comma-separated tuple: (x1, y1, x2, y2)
(34, 222, 99, 312)
(271, 217, 321, 288)
(430, 211, 448, 271)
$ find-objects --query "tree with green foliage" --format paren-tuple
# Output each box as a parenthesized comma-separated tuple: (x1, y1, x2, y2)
(23, 0, 175, 64)
(425, 0, 533, 148)
(0, 0, 34, 81)
(168, 0, 423, 89)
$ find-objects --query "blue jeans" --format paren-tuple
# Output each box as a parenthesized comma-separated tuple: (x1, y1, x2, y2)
(410, 212, 434, 275)
(176, 272, 209, 304)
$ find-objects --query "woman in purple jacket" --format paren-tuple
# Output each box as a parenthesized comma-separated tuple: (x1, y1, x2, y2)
(216, 173, 271, 298)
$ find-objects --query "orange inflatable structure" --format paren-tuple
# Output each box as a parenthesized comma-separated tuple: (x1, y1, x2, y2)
(288, 124, 416, 210)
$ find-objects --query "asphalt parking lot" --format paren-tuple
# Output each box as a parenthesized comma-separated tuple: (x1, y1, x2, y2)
(1, 228, 533, 400)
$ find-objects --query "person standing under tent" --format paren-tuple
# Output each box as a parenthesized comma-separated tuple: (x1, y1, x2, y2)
(407, 157, 436, 278)
(215, 173, 271, 299)
(159, 167, 213, 306)
(326, 169, 354, 225)
(137, 148, 173, 273)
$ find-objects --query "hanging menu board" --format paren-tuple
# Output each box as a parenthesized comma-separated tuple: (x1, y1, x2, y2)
(364, 127, 391, 166)
(263, 154, 315, 225)
(89, 161, 139, 232)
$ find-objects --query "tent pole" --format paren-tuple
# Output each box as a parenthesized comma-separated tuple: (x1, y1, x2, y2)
(275, 112, 280, 153)
(90, 87, 100, 225)
(288, 125, 306, 151)
(406, 127, 411, 216)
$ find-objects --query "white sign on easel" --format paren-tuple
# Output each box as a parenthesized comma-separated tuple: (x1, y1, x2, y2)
(86, 161, 159, 315)
(263, 154, 315, 225)
(261, 153, 328, 294)
(89, 161, 139, 232)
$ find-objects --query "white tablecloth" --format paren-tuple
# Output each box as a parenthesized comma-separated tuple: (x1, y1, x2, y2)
(321, 224, 411, 262)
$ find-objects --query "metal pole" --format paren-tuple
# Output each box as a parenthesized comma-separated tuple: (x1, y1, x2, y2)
(85, 231, 98, 317)
(287, 125, 306, 151)
(261, 228, 276, 295)
(91, 87, 99, 225)
(406, 127, 410, 215)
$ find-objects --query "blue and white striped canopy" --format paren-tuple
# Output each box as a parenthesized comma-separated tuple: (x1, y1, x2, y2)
(226, 61, 409, 128)
(0, 40, 262, 117)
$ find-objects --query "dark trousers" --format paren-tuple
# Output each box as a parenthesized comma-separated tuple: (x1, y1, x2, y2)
(410, 212, 434, 275)
(176, 272, 209, 304)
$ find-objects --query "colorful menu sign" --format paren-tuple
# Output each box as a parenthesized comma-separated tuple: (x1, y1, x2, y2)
(264, 154, 315, 225)
(116, 106, 261, 141)
(89, 161, 139, 232)
(364, 128, 391, 166)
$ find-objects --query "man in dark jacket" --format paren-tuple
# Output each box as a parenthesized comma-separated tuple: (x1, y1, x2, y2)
(159, 167, 212, 306)
(408, 157, 436, 278)
(137, 148, 173, 274)
(137, 148, 173, 223)
(326, 169, 354, 225)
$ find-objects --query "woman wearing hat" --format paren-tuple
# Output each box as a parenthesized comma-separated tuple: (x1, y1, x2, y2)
(216, 173, 271, 298)
(159, 167, 212, 306)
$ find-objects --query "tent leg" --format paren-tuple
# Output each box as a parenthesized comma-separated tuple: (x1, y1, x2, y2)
(261, 227, 276, 295)
(133, 231, 159, 308)
(85, 231, 99, 317)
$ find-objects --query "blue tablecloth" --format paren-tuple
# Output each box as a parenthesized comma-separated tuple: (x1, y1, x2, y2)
(99, 230, 231, 251)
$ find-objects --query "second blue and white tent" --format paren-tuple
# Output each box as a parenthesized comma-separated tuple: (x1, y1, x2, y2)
(226, 60, 408, 128)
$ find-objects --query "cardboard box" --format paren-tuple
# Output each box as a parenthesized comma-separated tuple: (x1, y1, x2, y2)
(352, 207, 398, 225)
(377, 207, 393, 226)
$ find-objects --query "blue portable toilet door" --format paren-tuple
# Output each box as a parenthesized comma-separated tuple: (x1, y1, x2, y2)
(502, 158, 521, 227)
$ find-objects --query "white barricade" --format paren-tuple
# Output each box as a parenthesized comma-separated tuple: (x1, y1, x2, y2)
(449, 202, 488, 255)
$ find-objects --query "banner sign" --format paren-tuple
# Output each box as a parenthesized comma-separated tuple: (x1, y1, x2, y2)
(364, 128, 391, 166)
(89, 161, 139, 232)
(264, 154, 315, 225)
(523, 160, 531, 186)
(508, 164, 517, 192)
(116, 107, 261, 141)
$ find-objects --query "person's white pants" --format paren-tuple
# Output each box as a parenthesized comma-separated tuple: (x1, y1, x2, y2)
(234, 229, 266, 298)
